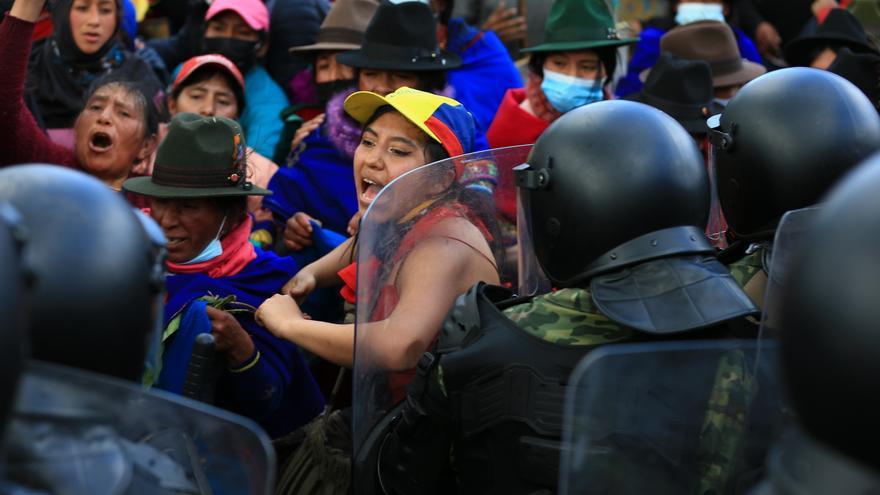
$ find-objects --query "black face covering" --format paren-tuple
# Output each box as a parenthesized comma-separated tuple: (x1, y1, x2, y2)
(202, 37, 260, 75)
(315, 78, 357, 106)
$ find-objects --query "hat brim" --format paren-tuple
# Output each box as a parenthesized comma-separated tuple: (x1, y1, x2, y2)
(784, 35, 877, 67)
(289, 41, 362, 55)
(635, 93, 722, 134)
(123, 176, 271, 198)
(335, 49, 462, 71)
(641, 59, 765, 88)
(344, 91, 441, 144)
(521, 37, 639, 54)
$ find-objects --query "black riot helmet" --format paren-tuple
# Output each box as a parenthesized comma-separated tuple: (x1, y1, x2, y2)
(516, 99, 713, 288)
(710, 67, 880, 240)
(0, 165, 166, 382)
(779, 153, 880, 470)
(0, 203, 28, 443)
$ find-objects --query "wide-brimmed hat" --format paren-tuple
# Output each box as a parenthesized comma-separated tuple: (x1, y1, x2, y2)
(828, 47, 880, 108)
(521, 0, 638, 53)
(643, 21, 765, 88)
(344, 86, 475, 158)
(289, 0, 379, 56)
(785, 9, 877, 67)
(335, 1, 461, 72)
(123, 113, 270, 198)
(637, 52, 720, 134)
(172, 54, 244, 94)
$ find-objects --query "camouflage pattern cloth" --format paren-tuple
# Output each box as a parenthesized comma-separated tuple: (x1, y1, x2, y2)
(697, 350, 756, 495)
(502, 287, 635, 346)
(726, 246, 768, 310)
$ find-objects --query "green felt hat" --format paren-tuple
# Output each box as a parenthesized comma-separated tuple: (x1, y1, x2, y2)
(522, 0, 638, 54)
(123, 113, 270, 198)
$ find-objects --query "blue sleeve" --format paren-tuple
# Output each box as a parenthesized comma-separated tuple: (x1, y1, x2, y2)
(240, 67, 289, 157)
(615, 27, 664, 98)
(734, 27, 763, 64)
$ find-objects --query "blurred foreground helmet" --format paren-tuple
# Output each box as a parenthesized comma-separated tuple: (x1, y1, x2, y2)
(710, 67, 880, 240)
(780, 152, 880, 470)
(0, 203, 27, 443)
(0, 165, 165, 381)
(516, 99, 712, 288)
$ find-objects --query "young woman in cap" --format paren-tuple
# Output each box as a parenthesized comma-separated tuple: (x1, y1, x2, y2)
(123, 113, 325, 439)
(0, 0, 160, 199)
(257, 87, 500, 373)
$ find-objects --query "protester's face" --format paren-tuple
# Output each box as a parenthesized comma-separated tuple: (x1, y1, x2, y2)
(810, 47, 838, 69)
(69, 0, 117, 54)
(353, 111, 430, 214)
(74, 84, 148, 183)
(150, 197, 225, 263)
(358, 70, 421, 95)
(205, 11, 260, 42)
(316, 52, 356, 83)
(170, 74, 240, 120)
(543, 50, 605, 80)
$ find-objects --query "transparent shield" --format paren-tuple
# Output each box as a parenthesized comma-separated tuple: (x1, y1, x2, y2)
(559, 340, 790, 495)
(706, 137, 729, 248)
(515, 182, 552, 296)
(759, 207, 821, 336)
(8, 361, 275, 495)
(351, 146, 531, 491)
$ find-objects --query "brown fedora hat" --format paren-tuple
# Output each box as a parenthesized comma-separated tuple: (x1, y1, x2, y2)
(289, 0, 379, 55)
(642, 21, 766, 88)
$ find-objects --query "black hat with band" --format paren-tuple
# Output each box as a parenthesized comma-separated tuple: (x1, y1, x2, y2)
(335, 1, 461, 71)
(123, 113, 270, 198)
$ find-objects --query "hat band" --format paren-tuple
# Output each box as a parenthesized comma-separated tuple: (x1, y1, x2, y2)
(152, 164, 246, 189)
(641, 92, 710, 119)
(546, 26, 621, 44)
(360, 41, 448, 66)
(317, 27, 364, 46)
(709, 57, 744, 76)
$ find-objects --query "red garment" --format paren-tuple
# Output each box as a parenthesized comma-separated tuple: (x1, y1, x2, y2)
(0, 15, 78, 169)
(486, 88, 551, 221)
(166, 217, 258, 279)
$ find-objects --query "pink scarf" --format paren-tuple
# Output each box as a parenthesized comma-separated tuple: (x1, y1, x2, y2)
(166, 216, 257, 279)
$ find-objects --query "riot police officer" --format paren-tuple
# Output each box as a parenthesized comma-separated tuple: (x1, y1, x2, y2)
(709, 67, 880, 307)
(754, 153, 880, 493)
(373, 100, 761, 494)
(0, 202, 26, 448)
(0, 165, 275, 494)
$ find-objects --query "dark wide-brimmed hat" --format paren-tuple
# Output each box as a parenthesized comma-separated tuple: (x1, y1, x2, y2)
(289, 0, 379, 56)
(637, 52, 720, 134)
(828, 47, 880, 109)
(522, 0, 638, 53)
(644, 21, 765, 88)
(335, 1, 461, 71)
(123, 113, 270, 198)
(785, 9, 877, 67)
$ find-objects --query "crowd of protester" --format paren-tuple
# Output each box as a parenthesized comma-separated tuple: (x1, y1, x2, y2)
(1, 0, 880, 492)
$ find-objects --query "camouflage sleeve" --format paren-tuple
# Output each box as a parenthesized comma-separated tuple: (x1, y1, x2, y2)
(503, 289, 635, 346)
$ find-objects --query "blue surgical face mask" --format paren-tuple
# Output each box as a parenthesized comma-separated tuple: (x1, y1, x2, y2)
(675, 3, 725, 25)
(540, 69, 605, 114)
(182, 214, 227, 265)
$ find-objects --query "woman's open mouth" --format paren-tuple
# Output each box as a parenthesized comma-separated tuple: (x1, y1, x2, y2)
(88, 131, 114, 153)
(360, 177, 384, 204)
(166, 237, 187, 248)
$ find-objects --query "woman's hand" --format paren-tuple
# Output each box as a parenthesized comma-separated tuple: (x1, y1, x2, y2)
(205, 306, 256, 366)
(347, 210, 362, 236)
(283, 212, 318, 251)
(10, 0, 47, 22)
(290, 113, 325, 152)
(281, 267, 317, 305)
(481, 0, 527, 44)
(256, 294, 305, 339)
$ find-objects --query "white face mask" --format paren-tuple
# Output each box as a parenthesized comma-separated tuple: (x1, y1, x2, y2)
(675, 3, 725, 25)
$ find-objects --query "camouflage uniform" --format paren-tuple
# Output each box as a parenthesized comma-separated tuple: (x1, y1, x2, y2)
(727, 246, 767, 310)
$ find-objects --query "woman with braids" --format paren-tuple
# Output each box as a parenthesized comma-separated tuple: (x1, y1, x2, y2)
(257, 86, 500, 375)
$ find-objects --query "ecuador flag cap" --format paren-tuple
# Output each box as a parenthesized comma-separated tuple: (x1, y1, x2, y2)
(344, 87, 476, 159)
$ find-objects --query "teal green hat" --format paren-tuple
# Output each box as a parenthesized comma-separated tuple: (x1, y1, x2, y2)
(522, 0, 638, 53)
(123, 113, 270, 198)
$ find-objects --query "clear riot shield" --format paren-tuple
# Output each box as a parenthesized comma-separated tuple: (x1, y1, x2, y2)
(759, 207, 821, 336)
(351, 146, 531, 493)
(559, 340, 791, 495)
(5, 361, 275, 495)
